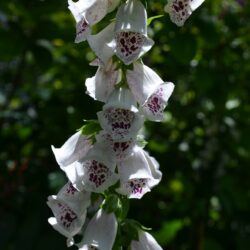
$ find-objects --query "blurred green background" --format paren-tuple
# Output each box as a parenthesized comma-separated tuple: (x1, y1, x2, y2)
(0, 0, 250, 249)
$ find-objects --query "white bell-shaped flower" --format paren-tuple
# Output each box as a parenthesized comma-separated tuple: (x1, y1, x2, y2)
(126, 61, 174, 121)
(85, 58, 121, 102)
(165, 0, 205, 27)
(51, 131, 92, 168)
(142, 82, 174, 122)
(131, 230, 163, 250)
(78, 144, 119, 193)
(116, 146, 162, 199)
(110, 0, 154, 65)
(78, 209, 118, 250)
(87, 22, 116, 65)
(47, 194, 87, 242)
(47, 182, 90, 241)
(95, 131, 136, 162)
(68, 0, 119, 43)
(57, 182, 91, 214)
(126, 62, 163, 105)
(59, 161, 85, 191)
(97, 88, 144, 141)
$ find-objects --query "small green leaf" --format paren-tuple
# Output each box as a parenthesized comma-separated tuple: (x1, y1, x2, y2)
(147, 15, 164, 26)
(119, 196, 130, 221)
(102, 194, 121, 214)
(78, 120, 101, 136)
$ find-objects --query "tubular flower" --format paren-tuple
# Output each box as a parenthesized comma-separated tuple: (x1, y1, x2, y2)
(87, 22, 116, 65)
(85, 58, 121, 102)
(109, 0, 154, 65)
(78, 209, 118, 250)
(97, 88, 144, 141)
(76, 145, 119, 193)
(57, 182, 91, 214)
(51, 131, 92, 168)
(131, 230, 163, 250)
(142, 82, 174, 122)
(116, 146, 162, 199)
(51, 131, 93, 190)
(95, 131, 136, 162)
(165, 0, 205, 26)
(68, 0, 120, 43)
(126, 61, 175, 121)
(47, 183, 91, 245)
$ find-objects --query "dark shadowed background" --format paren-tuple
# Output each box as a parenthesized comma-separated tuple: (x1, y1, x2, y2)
(0, 0, 250, 249)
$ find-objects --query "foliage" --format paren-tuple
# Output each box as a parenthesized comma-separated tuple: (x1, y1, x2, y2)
(0, 0, 250, 249)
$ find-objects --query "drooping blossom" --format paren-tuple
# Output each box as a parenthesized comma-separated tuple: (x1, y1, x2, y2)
(97, 88, 144, 141)
(109, 0, 154, 65)
(68, 0, 121, 43)
(87, 22, 116, 65)
(85, 58, 121, 102)
(78, 209, 118, 250)
(51, 131, 93, 189)
(95, 131, 136, 162)
(116, 146, 162, 199)
(131, 230, 163, 250)
(165, 0, 205, 26)
(51, 131, 93, 168)
(74, 144, 119, 193)
(126, 61, 175, 121)
(47, 182, 90, 246)
(57, 182, 91, 214)
(142, 82, 174, 121)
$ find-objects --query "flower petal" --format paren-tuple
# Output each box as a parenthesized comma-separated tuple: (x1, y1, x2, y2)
(68, 0, 83, 22)
(79, 145, 118, 192)
(189, 0, 205, 11)
(95, 131, 136, 162)
(83, 0, 108, 25)
(75, 17, 91, 43)
(68, 0, 109, 42)
(85, 59, 121, 102)
(107, 0, 121, 13)
(126, 62, 163, 105)
(143, 151, 162, 188)
(97, 108, 144, 141)
(60, 161, 85, 190)
(115, 0, 147, 35)
(87, 22, 115, 65)
(47, 195, 87, 238)
(51, 131, 92, 168)
(69, 0, 108, 24)
(131, 231, 163, 250)
(97, 88, 144, 141)
(142, 82, 174, 121)
(78, 209, 118, 250)
(104, 87, 138, 112)
(113, 0, 154, 64)
(165, 0, 204, 27)
(115, 31, 147, 65)
(57, 182, 91, 214)
(116, 146, 155, 199)
(80, 159, 118, 193)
